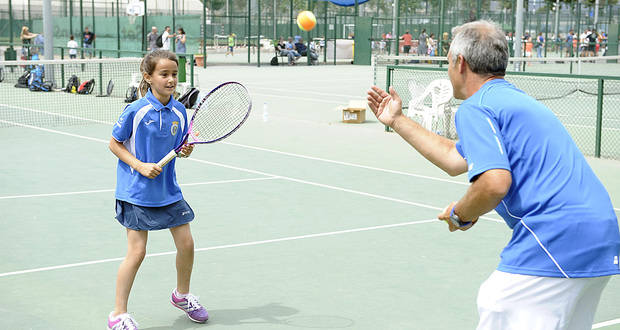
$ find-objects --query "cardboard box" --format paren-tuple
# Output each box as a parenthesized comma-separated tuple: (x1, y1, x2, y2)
(342, 107, 366, 123)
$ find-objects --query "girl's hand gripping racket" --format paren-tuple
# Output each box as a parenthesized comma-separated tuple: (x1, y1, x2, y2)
(157, 82, 252, 167)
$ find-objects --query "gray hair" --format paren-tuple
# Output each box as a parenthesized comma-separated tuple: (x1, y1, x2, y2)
(449, 20, 508, 76)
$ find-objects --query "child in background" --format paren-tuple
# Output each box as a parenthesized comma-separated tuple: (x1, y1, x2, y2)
(67, 35, 78, 59)
(107, 50, 208, 330)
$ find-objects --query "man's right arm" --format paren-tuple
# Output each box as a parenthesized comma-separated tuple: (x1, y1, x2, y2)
(391, 115, 467, 176)
(367, 86, 467, 176)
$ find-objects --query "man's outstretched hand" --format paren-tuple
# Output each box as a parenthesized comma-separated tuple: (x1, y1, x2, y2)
(366, 86, 404, 128)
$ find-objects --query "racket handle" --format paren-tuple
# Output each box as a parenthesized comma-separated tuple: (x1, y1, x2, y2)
(157, 150, 178, 168)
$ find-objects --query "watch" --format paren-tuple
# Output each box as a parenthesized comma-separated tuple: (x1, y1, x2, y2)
(449, 205, 472, 228)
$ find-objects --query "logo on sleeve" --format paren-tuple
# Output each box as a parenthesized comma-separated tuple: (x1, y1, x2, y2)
(468, 162, 474, 171)
(171, 121, 179, 136)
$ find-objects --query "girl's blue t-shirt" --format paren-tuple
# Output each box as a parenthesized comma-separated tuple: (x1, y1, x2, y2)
(112, 90, 189, 207)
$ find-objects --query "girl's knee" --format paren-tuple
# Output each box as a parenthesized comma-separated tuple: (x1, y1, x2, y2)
(178, 238, 194, 253)
(127, 245, 147, 263)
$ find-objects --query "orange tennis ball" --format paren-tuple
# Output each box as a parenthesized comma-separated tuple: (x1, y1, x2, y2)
(297, 11, 316, 32)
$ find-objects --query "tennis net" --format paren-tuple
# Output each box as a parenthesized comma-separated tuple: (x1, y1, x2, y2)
(0, 57, 192, 128)
(385, 65, 620, 160)
(373, 54, 620, 92)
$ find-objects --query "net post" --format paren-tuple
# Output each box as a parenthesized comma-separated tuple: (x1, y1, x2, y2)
(98, 50, 103, 95)
(594, 78, 604, 158)
(61, 59, 65, 88)
(190, 54, 195, 87)
(202, 0, 206, 67)
(385, 66, 392, 132)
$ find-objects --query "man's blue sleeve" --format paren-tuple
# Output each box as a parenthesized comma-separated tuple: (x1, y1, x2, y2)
(455, 104, 511, 182)
(112, 105, 134, 142)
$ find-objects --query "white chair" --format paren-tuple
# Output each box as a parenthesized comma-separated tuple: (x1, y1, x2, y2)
(407, 79, 453, 132)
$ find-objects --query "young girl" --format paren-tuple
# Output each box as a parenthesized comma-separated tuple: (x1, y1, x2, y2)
(107, 50, 208, 330)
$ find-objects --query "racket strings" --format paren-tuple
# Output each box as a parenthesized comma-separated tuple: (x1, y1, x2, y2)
(192, 83, 251, 142)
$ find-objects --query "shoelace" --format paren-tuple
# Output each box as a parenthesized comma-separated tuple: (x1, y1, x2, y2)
(184, 294, 202, 312)
(117, 315, 139, 330)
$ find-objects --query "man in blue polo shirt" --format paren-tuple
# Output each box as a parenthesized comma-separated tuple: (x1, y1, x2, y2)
(367, 20, 619, 329)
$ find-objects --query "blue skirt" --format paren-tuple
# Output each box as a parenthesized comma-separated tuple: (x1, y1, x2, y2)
(115, 199, 195, 231)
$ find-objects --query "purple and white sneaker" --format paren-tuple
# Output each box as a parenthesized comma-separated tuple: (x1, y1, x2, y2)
(170, 289, 209, 323)
(107, 312, 138, 330)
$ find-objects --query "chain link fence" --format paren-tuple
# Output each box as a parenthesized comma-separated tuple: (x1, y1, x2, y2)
(385, 65, 620, 160)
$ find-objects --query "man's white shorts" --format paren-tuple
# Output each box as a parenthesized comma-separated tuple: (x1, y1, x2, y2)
(477, 270, 610, 330)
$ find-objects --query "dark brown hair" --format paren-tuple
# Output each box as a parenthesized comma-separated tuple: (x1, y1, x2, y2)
(138, 50, 178, 97)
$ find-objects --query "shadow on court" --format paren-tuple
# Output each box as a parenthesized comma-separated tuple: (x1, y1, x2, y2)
(142, 303, 354, 329)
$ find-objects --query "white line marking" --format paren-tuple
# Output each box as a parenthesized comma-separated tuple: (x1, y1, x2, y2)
(0, 219, 438, 278)
(187, 158, 504, 224)
(593, 318, 620, 329)
(0, 177, 279, 200)
(250, 92, 343, 104)
(221, 142, 469, 186)
(5, 119, 617, 216)
(0, 188, 114, 199)
(2, 108, 466, 187)
(0, 119, 109, 143)
(0, 104, 112, 125)
(248, 85, 363, 99)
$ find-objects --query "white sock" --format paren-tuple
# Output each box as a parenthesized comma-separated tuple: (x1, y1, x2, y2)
(109, 312, 127, 320)
(174, 289, 188, 299)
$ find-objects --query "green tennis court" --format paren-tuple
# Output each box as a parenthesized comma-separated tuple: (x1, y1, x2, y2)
(1, 64, 619, 329)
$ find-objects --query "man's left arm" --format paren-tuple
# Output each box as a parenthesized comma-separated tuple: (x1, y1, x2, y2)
(438, 169, 512, 232)
(437, 103, 513, 231)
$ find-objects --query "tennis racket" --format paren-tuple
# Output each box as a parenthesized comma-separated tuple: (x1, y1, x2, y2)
(156, 81, 252, 167)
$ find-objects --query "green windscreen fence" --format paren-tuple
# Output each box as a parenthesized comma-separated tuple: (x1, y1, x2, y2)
(385, 65, 620, 160)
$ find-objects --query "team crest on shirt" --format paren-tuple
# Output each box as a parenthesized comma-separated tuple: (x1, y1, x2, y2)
(171, 121, 179, 136)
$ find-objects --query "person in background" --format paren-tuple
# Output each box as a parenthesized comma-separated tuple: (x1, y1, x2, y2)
(67, 35, 78, 59)
(295, 37, 318, 65)
(441, 32, 451, 56)
(418, 28, 428, 57)
(400, 30, 413, 55)
(284, 36, 301, 65)
(427, 33, 437, 56)
(82, 26, 96, 58)
(536, 32, 545, 58)
(226, 32, 236, 56)
(147, 26, 159, 52)
(20, 26, 38, 60)
(161, 26, 174, 51)
(175, 27, 186, 56)
(565, 29, 575, 57)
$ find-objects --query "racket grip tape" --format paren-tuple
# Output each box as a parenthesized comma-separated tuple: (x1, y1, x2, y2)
(157, 150, 178, 168)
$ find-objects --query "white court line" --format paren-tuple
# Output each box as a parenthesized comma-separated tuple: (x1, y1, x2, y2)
(187, 157, 504, 224)
(250, 92, 343, 104)
(247, 85, 363, 99)
(0, 119, 109, 143)
(0, 219, 438, 278)
(4, 118, 618, 214)
(0, 177, 279, 200)
(0, 118, 504, 221)
(593, 318, 620, 329)
(0, 104, 111, 125)
(221, 142, 469, 186)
